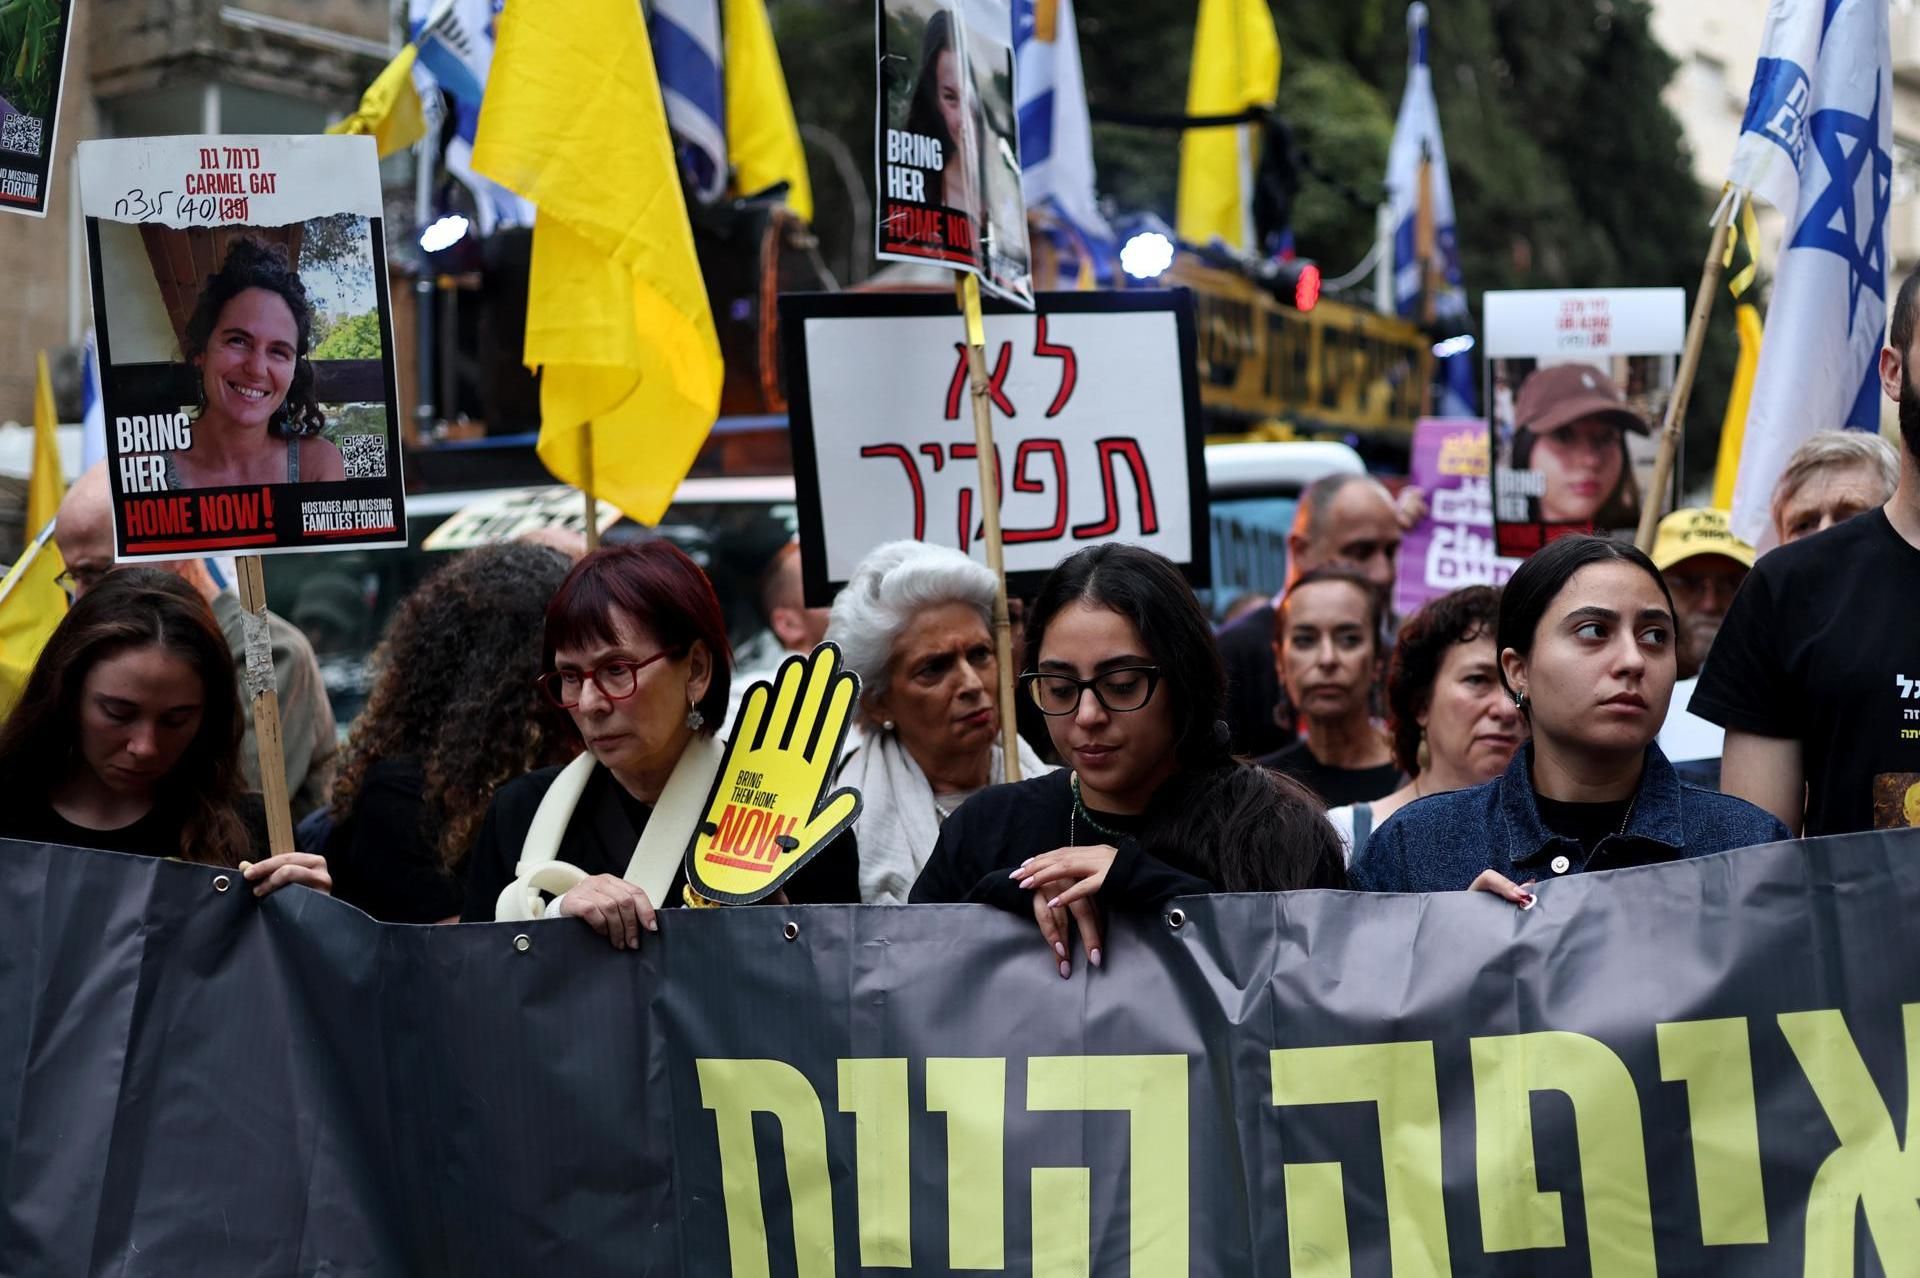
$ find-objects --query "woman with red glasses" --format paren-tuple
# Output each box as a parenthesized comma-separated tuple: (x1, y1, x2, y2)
(911, 544, 1344, 978)
(461, 542, 858, 945)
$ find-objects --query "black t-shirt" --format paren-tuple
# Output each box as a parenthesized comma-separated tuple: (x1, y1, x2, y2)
(1216, 603, 1290, 758)
(0, 789, 267, 861)
(1533, 794, 1635, 856)
(1258, 739, 1403, 808)
(325, 757, 466, 924)
(461, 762, 860, 922)
(908, 769, 1213, 912)
(1692, 508, 1920, 835)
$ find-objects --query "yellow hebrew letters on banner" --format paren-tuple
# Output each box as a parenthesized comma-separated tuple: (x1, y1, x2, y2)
(688, 643, 863, 903)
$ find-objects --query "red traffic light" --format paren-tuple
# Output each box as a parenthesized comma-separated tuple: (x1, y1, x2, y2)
(1293, 262, 1322, 312)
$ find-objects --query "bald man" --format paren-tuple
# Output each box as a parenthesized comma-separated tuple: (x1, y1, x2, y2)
(1216, 473, 1404, 756)
(54, 463, 338, 819)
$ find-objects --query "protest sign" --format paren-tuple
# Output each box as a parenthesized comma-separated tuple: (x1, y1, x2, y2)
(421, 485, 623, 552)
(1485, 288, 1683, 558)
(8, 830, 1920, 1274)
(77, 135, 407, 561)
(875, 0, 1032, 306)
(0, 0, 74, 217)
(781, 289, 1208, 604)
(1394, 416, 1522, 617)
(687, 643, 863, 905)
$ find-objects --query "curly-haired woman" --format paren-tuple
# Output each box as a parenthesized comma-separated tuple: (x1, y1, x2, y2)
(324, 543, 577, 922)
(164, 237, 347, 490)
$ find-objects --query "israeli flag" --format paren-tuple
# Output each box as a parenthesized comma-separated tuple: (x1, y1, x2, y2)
(1726, 0, 1890, 546)
(1383, 2, 1475, 416)
(408, 0, 535, 235)
(650, 0, 729, 205)
(78, 330, 105, 474)
(1014, 0, 1113, 265)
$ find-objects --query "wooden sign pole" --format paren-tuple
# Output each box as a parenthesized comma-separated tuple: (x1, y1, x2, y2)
(233, 554, 294, 857)
(955, 274, 1022, 782)
(1635, 191, 1738, 554)
(582, 427, 601, 551)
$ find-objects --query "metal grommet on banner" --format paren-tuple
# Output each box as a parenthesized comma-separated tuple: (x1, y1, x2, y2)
(513, 934, 532, 953)
(1167, 907, 1187, 931)
(212, 874, 231, 893)
(783, 921, 800, 942)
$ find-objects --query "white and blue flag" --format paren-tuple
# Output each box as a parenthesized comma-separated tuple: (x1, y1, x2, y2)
(1383, 2, 1475, 416)
(1726, 0, 1890, 546)
(650, 0, 729, 205)
(408, 0, 535, 235)
(1013, 0, 1112, 277)
(78, 330, 105, 474)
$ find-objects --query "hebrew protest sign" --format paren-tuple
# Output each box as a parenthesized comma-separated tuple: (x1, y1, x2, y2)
(77, 135, 406, 560)
(1394, 416, 1522, 617)
(875, 0, 1032, 305)
(780, 289, 1207, 604)
(7, 832, 1920, 1273)
(1485, 288, 1683, 558)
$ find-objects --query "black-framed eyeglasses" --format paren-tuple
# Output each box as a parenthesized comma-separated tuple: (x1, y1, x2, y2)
(1019, 666, 1162, 716)
(53, 564, 112, 598)
(536, 649, 682, 709)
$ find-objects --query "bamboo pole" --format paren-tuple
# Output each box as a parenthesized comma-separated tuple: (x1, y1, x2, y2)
(955, 274, 1022, 781)
(233, 555, 294, 857)
(1635, 192, 1738, 554)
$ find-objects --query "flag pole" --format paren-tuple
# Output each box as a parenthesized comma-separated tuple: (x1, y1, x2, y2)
(234, 555, 295, 858)
(1635, 190, 1738, 553)
(582, 427, 601, 551)
(955, 273, 1022, 782)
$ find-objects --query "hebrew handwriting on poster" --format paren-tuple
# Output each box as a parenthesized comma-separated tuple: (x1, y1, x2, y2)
(781, 292, 1207, 604)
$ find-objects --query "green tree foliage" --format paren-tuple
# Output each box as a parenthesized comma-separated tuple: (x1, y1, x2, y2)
(312, 310, 383, 361)
(769, 0, 1734, 481)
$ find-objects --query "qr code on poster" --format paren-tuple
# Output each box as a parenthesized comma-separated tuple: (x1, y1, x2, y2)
(0, 113, 42, 157)
(339, 434, 387, 479)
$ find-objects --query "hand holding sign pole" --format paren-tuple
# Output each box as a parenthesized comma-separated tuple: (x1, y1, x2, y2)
(688, 643, 864, 904)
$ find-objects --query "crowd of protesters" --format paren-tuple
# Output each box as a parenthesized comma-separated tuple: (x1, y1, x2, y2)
(7, 272, 1920, 968)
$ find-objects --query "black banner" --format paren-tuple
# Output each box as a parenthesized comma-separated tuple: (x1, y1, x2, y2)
(4, 832, 1919, 1274)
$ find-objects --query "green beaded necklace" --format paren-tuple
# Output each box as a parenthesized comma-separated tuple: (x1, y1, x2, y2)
(1069, 772, 1129, 846)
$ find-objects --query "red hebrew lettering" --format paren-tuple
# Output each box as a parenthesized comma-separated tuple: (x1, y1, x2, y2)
(1033, 316, 1078, 418)
(1071, 438, 1161, 539)
(920, 443, 945, 472)
(948, 342, 1018, 417)
(1005, 439, 1069, 543)
(859, 443, 927, 540)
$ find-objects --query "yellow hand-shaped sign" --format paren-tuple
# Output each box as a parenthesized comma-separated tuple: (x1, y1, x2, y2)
(686, 642, 864, 904)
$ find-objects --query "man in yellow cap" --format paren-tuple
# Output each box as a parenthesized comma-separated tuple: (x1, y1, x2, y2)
(1650, 507, 1755, 680)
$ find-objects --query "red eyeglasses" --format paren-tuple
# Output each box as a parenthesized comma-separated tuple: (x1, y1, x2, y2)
(535, 648, 681, 709)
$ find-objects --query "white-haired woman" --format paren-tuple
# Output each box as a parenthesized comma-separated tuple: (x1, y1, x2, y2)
(828, 541, 1050, 903)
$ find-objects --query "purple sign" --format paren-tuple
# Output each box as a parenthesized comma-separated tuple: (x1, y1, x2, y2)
(1395, 416, 1521, 617)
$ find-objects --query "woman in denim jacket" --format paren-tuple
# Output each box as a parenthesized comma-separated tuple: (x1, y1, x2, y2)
(1349, 535, 1790, 899)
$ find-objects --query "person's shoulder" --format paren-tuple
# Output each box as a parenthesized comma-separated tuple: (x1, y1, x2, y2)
(1374, 780, 1497, 837)
(360, 756, 427, 799)
(945, 769, 1072, 827)
(1678, 783, 1794, 849)
(1753, 508, 1892, 584)
(259, 603, 321, 664)
(300, 433, 347, 479)
(1216, 602, 1275, 652)
(1255, 739, 1311, 771)
(492, 764, 570, 813)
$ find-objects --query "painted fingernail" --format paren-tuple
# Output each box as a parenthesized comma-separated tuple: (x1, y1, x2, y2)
(1047, 897, 1062, 910)
(1519, 894, 1537, 910)
(1053, 941, 1066, 959)
(1058, 960, 1071, 980)
(1089, 948, 1102, 968)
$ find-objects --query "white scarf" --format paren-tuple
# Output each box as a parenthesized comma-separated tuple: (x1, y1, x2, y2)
(494, 734, 726, 921)
(837, 723, 1050, 904)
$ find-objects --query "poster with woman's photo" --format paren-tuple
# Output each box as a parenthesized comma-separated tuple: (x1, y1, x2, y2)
(1485, 289, 1684, 558)
(77, 135, 406, 560)
(875, 0, 1032, 307)
(0, 0, 75, 216)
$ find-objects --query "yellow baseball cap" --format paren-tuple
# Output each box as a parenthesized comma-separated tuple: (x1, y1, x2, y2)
(1649, 507, 1756, 572)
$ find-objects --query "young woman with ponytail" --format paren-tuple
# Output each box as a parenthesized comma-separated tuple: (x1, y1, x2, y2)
(910, 545, 1345, 977)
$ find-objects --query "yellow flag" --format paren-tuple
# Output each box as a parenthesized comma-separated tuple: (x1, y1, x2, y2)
(0, 526, 65, 719)
(723, 0, 813, 221)
(1712, 301, 1763, 512)
(473, 0, 723, 527)
(327, 44, 427, 160)
(27, 351, 63, 535)
(1175, 0, 1281, 251)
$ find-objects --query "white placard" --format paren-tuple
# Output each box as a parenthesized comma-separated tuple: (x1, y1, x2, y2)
(79, 135, 384, 228)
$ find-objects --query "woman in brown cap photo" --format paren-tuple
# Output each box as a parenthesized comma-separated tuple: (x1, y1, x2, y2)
(1506, 362, 1647, 528)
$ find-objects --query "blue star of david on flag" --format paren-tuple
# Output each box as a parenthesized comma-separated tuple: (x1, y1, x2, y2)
(1789, 82, 1891, 331)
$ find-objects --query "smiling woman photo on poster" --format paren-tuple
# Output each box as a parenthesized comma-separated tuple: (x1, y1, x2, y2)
(905, 6, 983, 253)
(166, 237, 345, 490)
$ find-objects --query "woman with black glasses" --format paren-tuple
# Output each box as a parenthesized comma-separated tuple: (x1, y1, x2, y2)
(910, 544, 1344, 978)
(461, 542, 857, 945)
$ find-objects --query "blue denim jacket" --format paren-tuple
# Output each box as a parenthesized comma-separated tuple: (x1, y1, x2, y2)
(1348, 742, 1792, 893)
